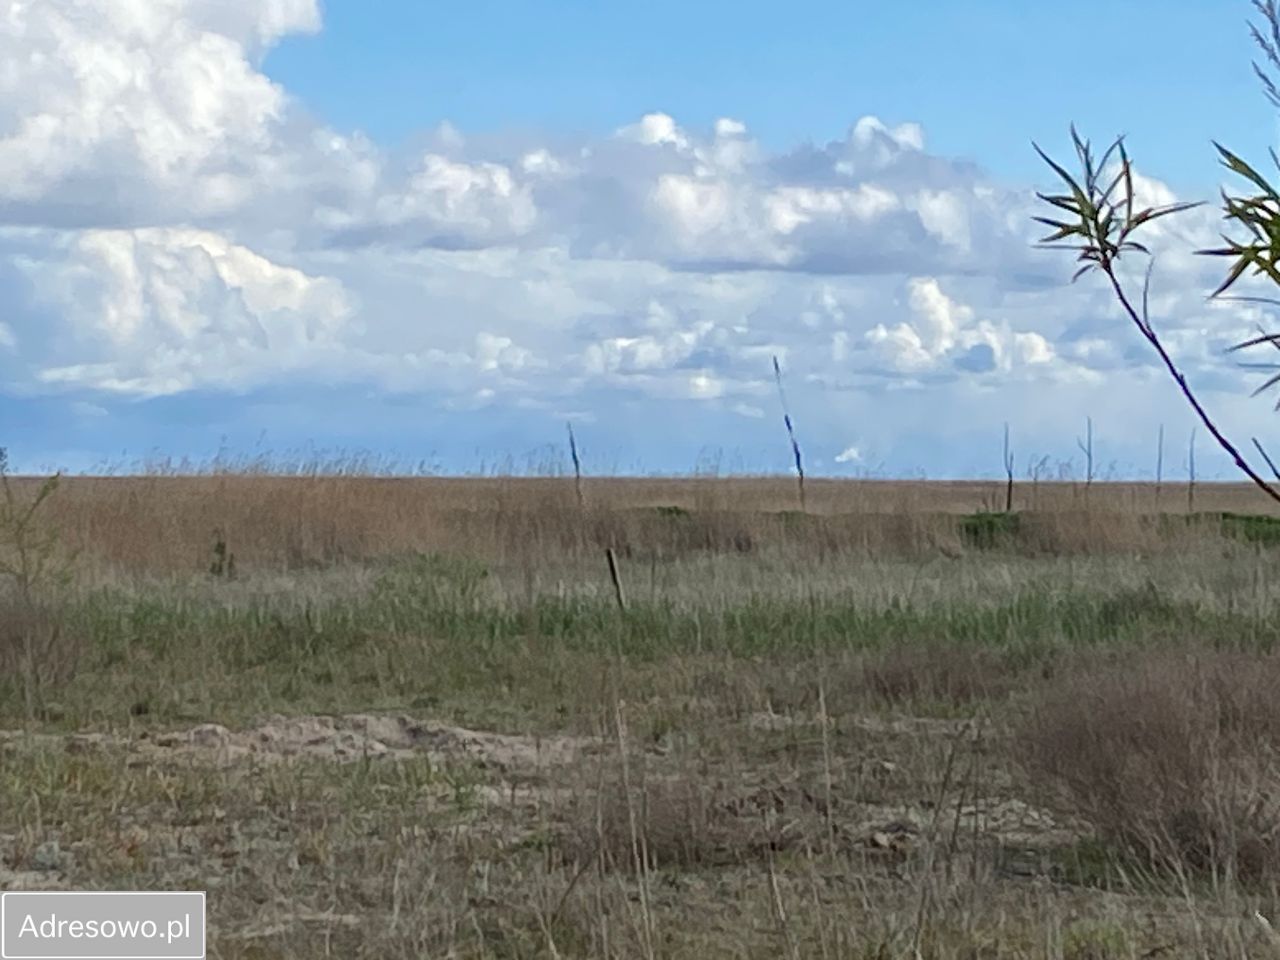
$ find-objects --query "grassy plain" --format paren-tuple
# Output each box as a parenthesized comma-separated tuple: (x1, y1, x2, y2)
(6, 474, 1280, 957)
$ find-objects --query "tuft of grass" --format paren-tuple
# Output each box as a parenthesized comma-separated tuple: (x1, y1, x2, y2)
(652, 504, 690, 519)
(557, 767, 795, 873)
(855, 646, 1020, 708)
(1016, 650, 1280, 885)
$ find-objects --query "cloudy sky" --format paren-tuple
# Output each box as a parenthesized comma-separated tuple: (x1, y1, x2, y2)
(4, 0, 1280, 478)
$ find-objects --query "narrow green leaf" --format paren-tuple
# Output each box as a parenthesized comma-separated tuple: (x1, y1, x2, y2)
(1215, 142, 1280, 199)
(1230, 332, 1280, 352)
(1209, 252, 1257, 298)
(1248, 368, 1280, 398)
(1036, 193, 1085, 214)
(1120, 144, 1135, 225)
(1034, 142, 1096, 221)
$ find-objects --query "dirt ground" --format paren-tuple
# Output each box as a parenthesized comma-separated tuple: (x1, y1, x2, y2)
(0, 707, 1210, 958)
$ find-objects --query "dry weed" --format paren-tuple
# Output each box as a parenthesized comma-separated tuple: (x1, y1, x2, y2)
(1016, 650, 1280, 882)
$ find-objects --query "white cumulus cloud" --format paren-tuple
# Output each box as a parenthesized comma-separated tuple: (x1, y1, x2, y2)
(19, 226, 353, 396)
(0, 0, 1272, 479)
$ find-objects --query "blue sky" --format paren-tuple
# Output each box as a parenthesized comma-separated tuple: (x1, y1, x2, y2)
(4, 0, 1280, 478)
(264, 0, 1269, 196)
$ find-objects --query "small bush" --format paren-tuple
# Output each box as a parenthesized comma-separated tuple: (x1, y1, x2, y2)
(0, 594, 81, 702)
(1016, 651, 1280, 883)
(856, 646, 1020, 708)
(557, 767, 797, 872)
(0, 451, 80, 717)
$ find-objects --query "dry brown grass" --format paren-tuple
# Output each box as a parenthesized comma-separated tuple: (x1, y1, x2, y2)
(1017, 649, 1280, 885)
(556, 767, 803, 874)
(0, 593, 82, 717)
(6, 474, 1271, 578)
(856, 646, 1022, 708)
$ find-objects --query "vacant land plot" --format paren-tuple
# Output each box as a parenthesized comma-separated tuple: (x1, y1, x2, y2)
(6, 475, 1280, 957)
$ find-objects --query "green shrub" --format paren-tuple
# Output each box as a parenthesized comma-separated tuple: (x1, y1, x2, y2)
(1218, 511, 1280, 547)
(959, 511, 1021, 549)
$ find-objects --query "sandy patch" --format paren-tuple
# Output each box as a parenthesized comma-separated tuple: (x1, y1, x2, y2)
(0, 713, 597, 776)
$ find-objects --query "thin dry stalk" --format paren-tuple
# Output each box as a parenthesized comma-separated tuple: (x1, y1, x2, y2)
(605, 548, 626, 613)
(1002, 423, 1015, 513)
(772, 355, 806, 513)
(1255, 910, 1280, 952)
(567, 422, 584, 511)
(1189, 428, 1198, 514)
(1077, 416, 1095, 497)
(817, 675, 836, 857)
(1254, 436, 1280, 482)
(612, 698, 655, 960)
(909, 718, 971, 956)
(1156, 423, 1165, 508)
(766, 850, 801, 960)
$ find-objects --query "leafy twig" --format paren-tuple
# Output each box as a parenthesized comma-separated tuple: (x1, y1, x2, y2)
(1033, 126, 1280, 505)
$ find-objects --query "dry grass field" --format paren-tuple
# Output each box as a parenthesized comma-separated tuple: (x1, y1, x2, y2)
(8, 473, 1280, 957)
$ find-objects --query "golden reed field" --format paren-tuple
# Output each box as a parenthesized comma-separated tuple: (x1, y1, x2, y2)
(17, 474, 1278, 575)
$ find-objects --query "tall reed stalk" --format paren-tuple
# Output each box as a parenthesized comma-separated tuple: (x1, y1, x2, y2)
(771, 356, 806, 513)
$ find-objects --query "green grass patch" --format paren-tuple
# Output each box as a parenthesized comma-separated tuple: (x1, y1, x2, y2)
(652, 504, 691, 519)
(959, 511, 1021, 549)
(8, 562, 1274, 730)
(1218, 511, 1280, 546)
